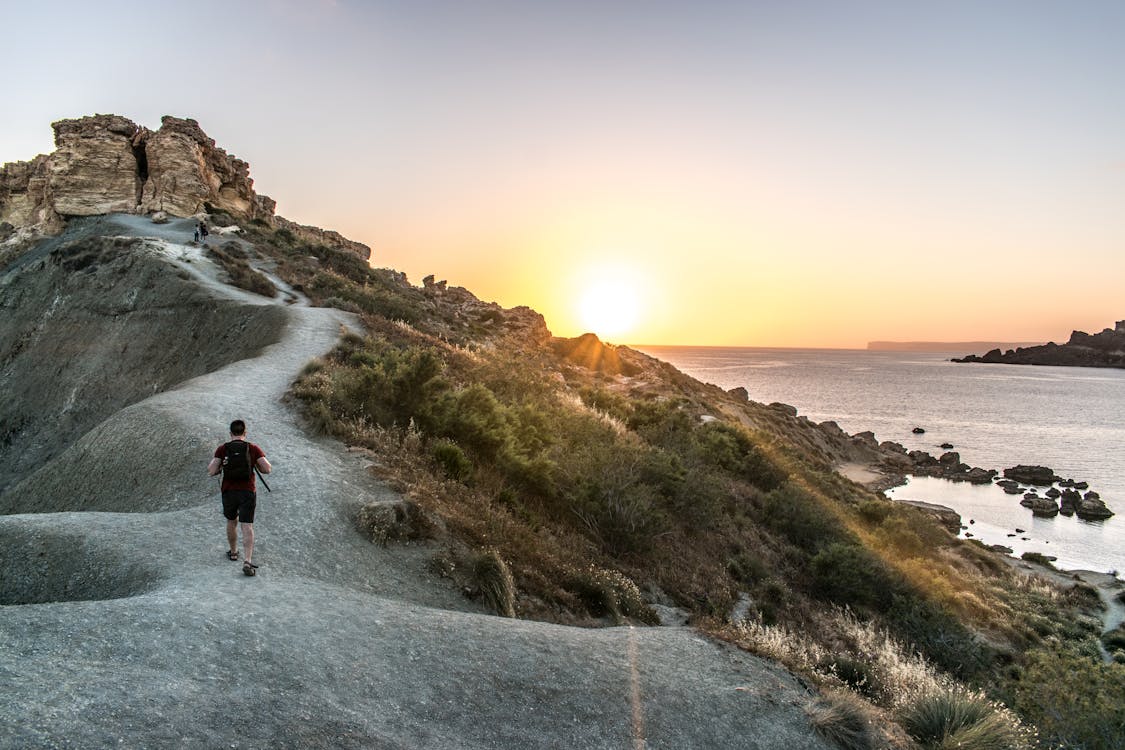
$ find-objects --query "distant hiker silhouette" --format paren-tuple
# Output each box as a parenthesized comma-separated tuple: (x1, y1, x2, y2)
(198, 221, 209, 246)
(207, 419, 272, 576)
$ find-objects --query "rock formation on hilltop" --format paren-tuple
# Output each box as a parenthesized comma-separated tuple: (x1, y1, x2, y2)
(953, 321, 1125, 369)
(0, 114, 370, 259)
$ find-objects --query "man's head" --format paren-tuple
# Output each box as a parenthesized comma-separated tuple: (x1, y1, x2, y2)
(230, 419, 247, 437)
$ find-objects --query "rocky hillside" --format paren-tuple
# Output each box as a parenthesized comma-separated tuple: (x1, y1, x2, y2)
(2, 115, 1122, 749)
(953, 321, 1125, 369)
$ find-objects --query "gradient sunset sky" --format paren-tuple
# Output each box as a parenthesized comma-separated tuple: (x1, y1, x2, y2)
(2, 0, 1123, 348)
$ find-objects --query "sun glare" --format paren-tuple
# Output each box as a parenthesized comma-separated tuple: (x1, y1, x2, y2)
(578, 276, 640, 340)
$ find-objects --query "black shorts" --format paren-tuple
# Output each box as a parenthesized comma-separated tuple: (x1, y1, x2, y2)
(221, 490, 257, 523)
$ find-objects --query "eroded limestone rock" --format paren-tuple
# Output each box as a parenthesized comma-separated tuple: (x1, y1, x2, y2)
(0, 113, 368, 260)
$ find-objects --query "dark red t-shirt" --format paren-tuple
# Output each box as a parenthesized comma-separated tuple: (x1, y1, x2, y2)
(214, 440, 266, 492)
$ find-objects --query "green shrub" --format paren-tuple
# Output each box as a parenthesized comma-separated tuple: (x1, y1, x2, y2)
(473, 548, 516, 618)
(810, 543, 895, 610)
(856, 499, 892, 525)
(691, 421, 787, 490)
(805, 690, 875, 750)
(626, 398, 694, 446)
(578, 386, 631, 422)
(1005, 643, 1125, 749)
(1019, 551, 1055, 568)
(571, 480, 667, 555)
(431, 439, 473, 481)
(1103, 624, 1125, 652)
(886, 596, 989, 678)
(760, 484, 848, 554)
(438, 384, 513, 459)
(727, 551, 769, 585)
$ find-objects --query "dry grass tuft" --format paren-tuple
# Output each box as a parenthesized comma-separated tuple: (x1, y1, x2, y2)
(472, 548, 516, 618)
(805, 690, 876, 750)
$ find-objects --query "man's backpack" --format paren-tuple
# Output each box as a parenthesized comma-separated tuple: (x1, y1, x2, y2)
(222, 440, 253, 481)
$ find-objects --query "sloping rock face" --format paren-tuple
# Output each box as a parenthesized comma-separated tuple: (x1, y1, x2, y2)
(0, 219, 288, 500)
(0, 114, 370, 260)
(48, 115, 141, 217)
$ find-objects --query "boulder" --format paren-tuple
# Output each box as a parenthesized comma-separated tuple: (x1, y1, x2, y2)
(150, 211, 168, 224)
(896, 500, 961, 533)
(1027, 496, 1060, 517)
(940, 442, 954, 450)
(769, 403, 798, 417)
(912, 427, 925, 434)
(727, 386, 749, 402)
(909, 450, 938, 467)
(964, 467, 996, 484)
(938, 451, 961, 466)
(852, 431, 878, 449)
(1075, 497, 1114, 521)
(1003, 465, 1060, 486)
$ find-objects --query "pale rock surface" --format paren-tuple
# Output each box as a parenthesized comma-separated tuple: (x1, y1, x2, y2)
(0, 114, 369, 259)
(47, 114, 140, 217)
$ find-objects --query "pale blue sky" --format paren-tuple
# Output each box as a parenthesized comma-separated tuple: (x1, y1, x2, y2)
(2, 1, 1123, 345)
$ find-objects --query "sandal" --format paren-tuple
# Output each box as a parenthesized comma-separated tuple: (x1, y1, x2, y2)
(226, 550, 239, 561)
(243, 562, 258, 577)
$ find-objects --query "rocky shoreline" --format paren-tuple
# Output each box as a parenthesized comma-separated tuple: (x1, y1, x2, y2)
(952, 320, 1125, 369)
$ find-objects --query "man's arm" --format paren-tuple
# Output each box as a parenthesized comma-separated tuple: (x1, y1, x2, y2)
(256, 456, 272, 474)
(207, 457, 222, 476)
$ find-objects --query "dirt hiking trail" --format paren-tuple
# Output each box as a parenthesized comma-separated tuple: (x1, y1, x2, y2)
(0, 216, 831, 748)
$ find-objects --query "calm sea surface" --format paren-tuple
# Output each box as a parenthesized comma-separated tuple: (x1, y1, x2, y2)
(637, 346, 1125, 574)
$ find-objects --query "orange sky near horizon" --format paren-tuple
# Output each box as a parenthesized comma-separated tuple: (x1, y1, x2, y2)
(2, 1, 1123, 349)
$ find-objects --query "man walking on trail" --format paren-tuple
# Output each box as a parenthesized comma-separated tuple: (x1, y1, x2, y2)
(208, 419, 271, 576)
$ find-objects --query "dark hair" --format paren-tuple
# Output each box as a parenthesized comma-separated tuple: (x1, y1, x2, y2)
(230, 419, 246, 436)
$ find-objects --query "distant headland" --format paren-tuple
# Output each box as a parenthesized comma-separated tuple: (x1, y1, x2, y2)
(952, 320, 1125, 369)
(867, 340, 1040, 352)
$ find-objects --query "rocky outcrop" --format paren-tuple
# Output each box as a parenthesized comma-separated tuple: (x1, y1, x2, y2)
(274, 216, 371, 260)
(137, 116, 269, 220)
(1076, 493, 1114, 521)
(897, 450, 997, 484)
(47, 115, 141, 218)
(1003, 465, 1061, 486)
(953, 322, 1125, 369)
(896, 500, 962, 533)
(0, 114, 368, 259)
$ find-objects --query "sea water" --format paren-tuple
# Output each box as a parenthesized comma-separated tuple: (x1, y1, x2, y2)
(637, 346, 1125, 574)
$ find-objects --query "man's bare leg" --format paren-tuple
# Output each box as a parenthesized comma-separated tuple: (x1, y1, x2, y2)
(241, 522, 255, 564)
(226, 519, 238, 557)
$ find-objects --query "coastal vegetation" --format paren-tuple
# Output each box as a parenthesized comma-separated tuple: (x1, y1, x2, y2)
(237, 222, 1125, 748)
